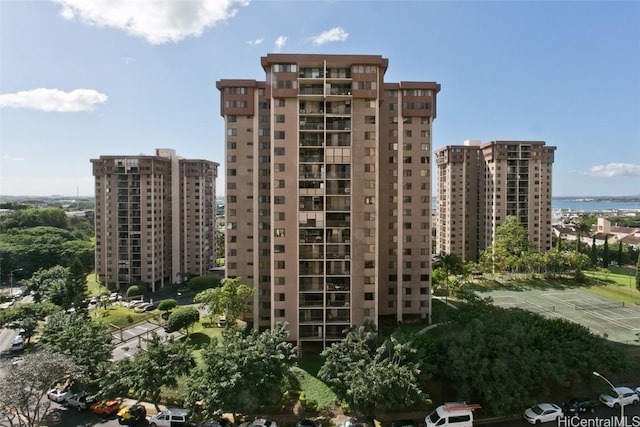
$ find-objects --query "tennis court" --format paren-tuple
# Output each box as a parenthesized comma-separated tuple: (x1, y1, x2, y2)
(478, 287, 640, 344)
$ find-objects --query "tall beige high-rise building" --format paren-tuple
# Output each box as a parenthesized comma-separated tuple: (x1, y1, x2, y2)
(91, 149, 219, 292)
(217, 53, 440, 353)
(435, 140, 556, 262)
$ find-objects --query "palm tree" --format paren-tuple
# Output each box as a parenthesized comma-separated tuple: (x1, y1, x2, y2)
(574, 220, 591, 253)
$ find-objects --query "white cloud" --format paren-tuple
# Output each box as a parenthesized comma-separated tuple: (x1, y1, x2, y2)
(0, 88, 108, 112)
(123, 56, 134, 65)
(53, 0, 250, 44)
(586, 163, 640, 177)
(2, 155, 25, 162)
(275, 35, 287, 52)
(310, 27, 348, 45)
(247, 38, 263, 46)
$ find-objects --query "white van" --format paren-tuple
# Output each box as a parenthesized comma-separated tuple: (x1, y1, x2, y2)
(425, 402, 480, 427)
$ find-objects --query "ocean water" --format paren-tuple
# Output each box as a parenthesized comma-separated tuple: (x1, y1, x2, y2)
(552, 199, 640, 212)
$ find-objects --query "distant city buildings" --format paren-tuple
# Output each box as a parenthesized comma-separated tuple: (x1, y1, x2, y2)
(91, 149, 219, 292)
(218, 53, 440, 353)
(435, 139, 557, 262)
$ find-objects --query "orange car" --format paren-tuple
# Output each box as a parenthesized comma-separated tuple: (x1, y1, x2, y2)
(89, 399, 121, 416)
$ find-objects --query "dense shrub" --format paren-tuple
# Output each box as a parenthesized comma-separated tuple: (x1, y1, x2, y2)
(187, 275, 219, 292)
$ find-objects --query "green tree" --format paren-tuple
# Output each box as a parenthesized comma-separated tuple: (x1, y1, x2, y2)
(480, 216, 530, 273)
(0, 302, 59, 344)
(603, 236, 610, 268)
(573, 220, 591, 253)
(318, 326, 426, 416)
(194, 277, 254, 326)
(126, 285, 144, 298)
(0, 349, 83, 427)
(20, 265, 85, 310)
(636, 256, 640, 291)
(590, 236, 598, 265)
(166, 306, 200, 335)
(98, 334, 195, 410)
(433, 252, 464, 300)
(158, 298, 177, 312)
(424, 301, 626, 415)
(40, 311, 113, 380)
(187, 275, 219, 292)
(186, 323, 296, 420)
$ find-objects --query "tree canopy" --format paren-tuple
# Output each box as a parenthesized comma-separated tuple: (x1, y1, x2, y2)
(40, 311, 113, 379)
(97, 334, 195, 410)
(0, 349, 83, 427)
(166, 306, 200, 335)
(319, 324, 427, 416)
(186, 323, 296, 419)
(194, 277, 254, 326)
(415, 299, 627, 415)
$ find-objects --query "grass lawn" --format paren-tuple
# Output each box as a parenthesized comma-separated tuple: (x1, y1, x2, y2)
(289, 366, 337, 411)
(91, 305, 156, 328)
(86, 273, 109, 296)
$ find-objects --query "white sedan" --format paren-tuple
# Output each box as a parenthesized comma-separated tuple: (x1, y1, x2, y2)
(524, 403, 564, 424)
(599, 386, 639, 407)
(46, 388, 69, 403)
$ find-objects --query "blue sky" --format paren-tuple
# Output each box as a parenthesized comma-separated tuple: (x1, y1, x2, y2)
(1, 0, 639, 198)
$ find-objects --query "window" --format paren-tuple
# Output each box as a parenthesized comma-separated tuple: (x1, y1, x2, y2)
(274, 196, 285, 204)
(274, 147, 285, 155)
(274, 98, 286, 107)
(274, 163, 285, 172)
(274, 245, 285, 253)
(275, 114, 285, 123)
(227, 128, 237, 136)
(275, 261, 285, 269)
(274, 131, 285, 139)
(364, 115, 376, 124)
(227, 142, 236, 149)
(273, 64, 297, 72)
(274, 228, 285, 237)
(364, 292, 374, 301)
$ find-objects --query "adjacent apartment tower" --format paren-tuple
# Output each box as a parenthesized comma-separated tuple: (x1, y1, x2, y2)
(435, 140, 556, 262)
(91, 149, 219, 292)
(217, 53, 440, 353)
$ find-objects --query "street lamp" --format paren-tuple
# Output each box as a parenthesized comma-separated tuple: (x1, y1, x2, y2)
(593, 371, 624, 427)
(10, 268, 23, 297)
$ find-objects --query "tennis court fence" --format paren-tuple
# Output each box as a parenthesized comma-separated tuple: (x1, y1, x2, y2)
(574, 301, 625, 311)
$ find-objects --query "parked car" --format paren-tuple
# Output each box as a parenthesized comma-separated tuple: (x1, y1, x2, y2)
(425, 403, 477, 427)
(239, 418, 277, 427)
(523, 403, 564, 424)
(598, 386, 639, 408)
(294, 420, 317, 427)
(563, 397, 596, 415)
(133, 303, 152, 313)
(65, 391, 93, 411)
(90, 399, 121, 417)
(389, 420, 419, 427)
(10, 335, 24, 352)
(342, 417, 374, 427)
(148, 408, 193, 427)
(46, 387, 70, 403)
(198, 417, 232, 427)
(117, 404, 147, 425)
(144, 302, 159, 312)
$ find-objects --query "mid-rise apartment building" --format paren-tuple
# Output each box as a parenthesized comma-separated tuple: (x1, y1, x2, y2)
(217, 53, 440, 353)
(91, 149, 219, 291)
(435, 140, 556, 262)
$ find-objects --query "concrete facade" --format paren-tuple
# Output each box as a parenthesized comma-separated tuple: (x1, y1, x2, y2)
(217, 53, 440, 353)
(91, 149, 219, 292)
(436, 140, 556, 262)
